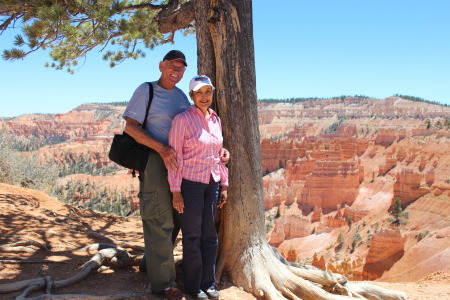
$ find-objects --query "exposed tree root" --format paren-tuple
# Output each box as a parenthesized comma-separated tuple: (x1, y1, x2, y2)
(218, 242, 409, 300)
(86, 231, 146, 252)
(0, 259, 67, 264)
(0, 248, 141, 299)
(0, 240, 49, 253)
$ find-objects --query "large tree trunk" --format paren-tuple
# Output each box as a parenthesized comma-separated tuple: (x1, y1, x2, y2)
(192, 1, 407, 299)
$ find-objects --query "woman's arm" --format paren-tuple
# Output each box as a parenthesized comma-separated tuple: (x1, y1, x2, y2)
(168, 115, 186, 214)
(167, 115, 186, 192)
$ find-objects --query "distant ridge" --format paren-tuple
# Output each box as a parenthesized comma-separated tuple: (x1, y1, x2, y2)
(392, 94, 448, 107)
(89, 101, 128, 106)
(259, 95, 448, 107)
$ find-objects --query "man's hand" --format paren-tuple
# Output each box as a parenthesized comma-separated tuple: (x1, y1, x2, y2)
(220, 148, 230, 164)
(217, 187, 228, 209)
(125, 117, 178, 170)
(172, 192, 184, 214)
(159, 145, 178, 171)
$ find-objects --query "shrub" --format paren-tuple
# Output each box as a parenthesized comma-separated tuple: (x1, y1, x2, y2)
(416, 231, 430, 241)
(337, 232, 345, 244)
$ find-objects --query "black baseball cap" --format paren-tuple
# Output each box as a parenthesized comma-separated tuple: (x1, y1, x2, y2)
(163, 50, 187, 67)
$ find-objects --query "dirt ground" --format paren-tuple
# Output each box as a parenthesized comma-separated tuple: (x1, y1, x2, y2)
(1, 183, 449, 300)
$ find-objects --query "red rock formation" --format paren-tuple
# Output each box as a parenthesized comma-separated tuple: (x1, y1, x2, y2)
(300, 161, 361, 212)
(267, 230, 285, 246)
(286, 248, 297, 263)
(323, 215, 348, 229)
(425, 167, 436, 186)
(5, 104, 124, 141)
(393, 168, 431, 206)
(268, 215, 311, 245)
(411, 128, 438, 137)
(396, 148, 408, 162)
(311, 206, 323, 223)
(366, 228, 406, 264)
(362, 228, 407, 280)
(285, 158, 314, 184)
(263, 171, 290, 210)
(378, 157, 397, 176)
(375, 129, 398, 147)
(260, 140, 304, 174)
(312, 253, 326, 270)
(327, 257, 364, 280)
(342, 206, 370, 222)
(282, 215, 311, 239)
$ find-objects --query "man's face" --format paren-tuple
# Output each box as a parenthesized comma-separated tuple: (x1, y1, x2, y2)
(159, 59, 186, 87)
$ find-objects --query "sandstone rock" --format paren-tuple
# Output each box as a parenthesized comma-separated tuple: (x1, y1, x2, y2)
(425, 167, 436, 186)
(366, 228, 406, 264)
(268, 215, 311, 244)
(393, 168, 431, 206)
(342, 205, 370, 222)
(375, 129, 398, 147)
(312, 253, 326, 270)
(300, 160, 361, 212)
(286, 248, 297, 263)
(311, 206, 323, 223)
(378, 157, 397, 176)
(323, 215, 347, 229)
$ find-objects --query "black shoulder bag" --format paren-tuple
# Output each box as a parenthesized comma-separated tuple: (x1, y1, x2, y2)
(108, 82, 154, 176)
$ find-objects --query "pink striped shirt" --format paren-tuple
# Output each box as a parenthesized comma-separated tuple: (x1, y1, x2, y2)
(168, 106, 229, 192)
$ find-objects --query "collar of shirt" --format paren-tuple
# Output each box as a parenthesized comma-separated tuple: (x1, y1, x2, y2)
(188, 105, 219, 120)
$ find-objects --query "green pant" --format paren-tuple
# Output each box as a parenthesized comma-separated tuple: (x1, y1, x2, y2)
(139, 151, 176, 293)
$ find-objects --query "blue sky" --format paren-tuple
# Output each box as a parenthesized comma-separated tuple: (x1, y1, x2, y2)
(1, 0, 449, 117)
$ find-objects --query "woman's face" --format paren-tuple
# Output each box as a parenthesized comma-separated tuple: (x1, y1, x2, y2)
(190, 85, 213, 113)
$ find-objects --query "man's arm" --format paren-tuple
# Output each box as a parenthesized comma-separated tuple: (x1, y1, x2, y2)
(124, 117, 178, 171)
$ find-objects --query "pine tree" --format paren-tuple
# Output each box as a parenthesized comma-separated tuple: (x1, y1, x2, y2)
(389, 196, 409, 226)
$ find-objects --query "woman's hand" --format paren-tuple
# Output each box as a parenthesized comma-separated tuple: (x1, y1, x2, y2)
(217, 187, 228, 209)
(172, 192, 184, 214)
(220, 148, 230, 164)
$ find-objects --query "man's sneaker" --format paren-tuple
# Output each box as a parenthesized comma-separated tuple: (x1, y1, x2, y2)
(204, 289, 220, 299)
(163, 287, 186, 300)
(192, 290, 208, 299)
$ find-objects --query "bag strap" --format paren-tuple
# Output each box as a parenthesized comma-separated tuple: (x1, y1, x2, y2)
(131, 82, 153, 178)
(141, 82, 154, 130)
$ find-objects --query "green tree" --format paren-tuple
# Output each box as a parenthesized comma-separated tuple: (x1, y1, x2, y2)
(337, 232, 345, 244)
(389, 196, 409, 226)
(1, 1, 407, 299)
(347, 217, 353, 229)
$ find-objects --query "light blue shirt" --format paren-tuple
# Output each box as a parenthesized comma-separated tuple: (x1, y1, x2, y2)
(123, 81, 190, 145)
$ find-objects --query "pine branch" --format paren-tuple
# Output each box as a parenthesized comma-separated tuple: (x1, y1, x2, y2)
(122, 2, 168, 11)
(157, 0, 196, 34)
(0, 13, 24, 32)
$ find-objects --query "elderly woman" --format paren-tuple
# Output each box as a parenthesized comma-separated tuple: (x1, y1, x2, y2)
(168, 75, 229, 300)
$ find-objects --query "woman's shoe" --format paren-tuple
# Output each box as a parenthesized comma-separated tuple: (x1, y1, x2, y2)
(204, 289, 220, 299)
(192, 290, 208, 299)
